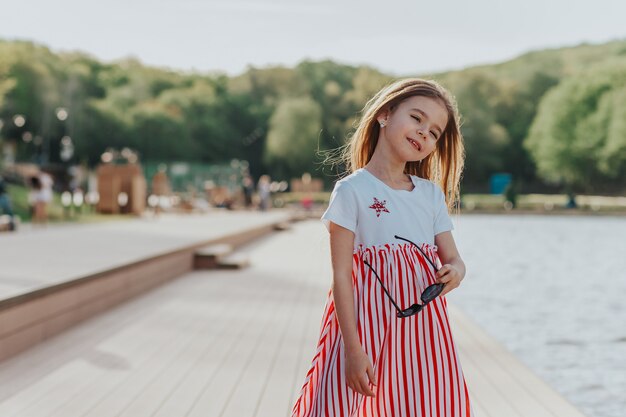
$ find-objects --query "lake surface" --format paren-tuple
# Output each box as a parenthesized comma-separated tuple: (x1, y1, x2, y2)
(447, 214, 626, 417)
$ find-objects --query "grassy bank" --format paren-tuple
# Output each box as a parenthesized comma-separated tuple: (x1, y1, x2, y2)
(279, 192, 626, 215)
(461, 193, 626, 215)
(5, 184, 132, 224)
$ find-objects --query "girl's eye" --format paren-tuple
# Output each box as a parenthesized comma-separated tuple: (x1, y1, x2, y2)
(430, 131, 438, 139)
(412, 115, 421, 123)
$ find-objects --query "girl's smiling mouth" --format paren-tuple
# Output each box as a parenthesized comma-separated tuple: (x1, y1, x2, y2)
(407, 137, 422, 151)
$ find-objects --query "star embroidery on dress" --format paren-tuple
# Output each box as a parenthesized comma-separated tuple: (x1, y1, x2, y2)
(369, 197, 390, 217)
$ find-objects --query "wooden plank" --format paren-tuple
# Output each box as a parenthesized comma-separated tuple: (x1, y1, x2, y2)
(75, 297, 231, 417)
(150, 274, 278, 417)
(0, 252, 193, 363)
(0, 361, 88, 416)
(7, 307, 186, 417)
(115, 276, 258, 417)
(285, 289, 329, 414)
(113, 307, 227, 417)
(0, 308, 155, 413)
(0, 276, 185, 402)
(219, 281, 301, 416)
(49, 305, 222, 417)
(184, 279, 285, 417)
(255, 285, 322, 417)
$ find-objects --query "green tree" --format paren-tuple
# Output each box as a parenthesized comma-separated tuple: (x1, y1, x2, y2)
(492, 72, 560, 183)
(295, 61, 360, 150)
(452, 73, 511, 185)
(78, 100, 131, 165)
(130, 102, 195, 161)
(0, 53, 16, 108)
(3, 37, 626, 194)
(264, 97, 322, 179)
(525, 63, 626, 190)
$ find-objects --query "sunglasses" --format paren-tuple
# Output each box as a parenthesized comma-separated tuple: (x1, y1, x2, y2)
(363, 235, 444, 318)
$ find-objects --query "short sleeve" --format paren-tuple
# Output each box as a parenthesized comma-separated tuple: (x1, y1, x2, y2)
(321, 180, 358, 233)
(433, 187, 454, 235)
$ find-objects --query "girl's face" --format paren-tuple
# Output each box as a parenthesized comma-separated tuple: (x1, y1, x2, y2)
(378, 95, 448, 163)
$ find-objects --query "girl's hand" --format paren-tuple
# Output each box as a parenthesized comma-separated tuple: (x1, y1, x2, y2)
(345, 347, 377, 397)
(435, 264, 463, 297)
(434, 231, 466, 297)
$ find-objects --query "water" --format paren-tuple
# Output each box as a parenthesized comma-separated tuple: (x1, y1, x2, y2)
(447, 214, 626, 417)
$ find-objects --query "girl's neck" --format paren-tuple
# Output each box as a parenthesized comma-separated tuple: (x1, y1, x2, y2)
(363, 157, 411, 188)
(363, 161, 414, 191)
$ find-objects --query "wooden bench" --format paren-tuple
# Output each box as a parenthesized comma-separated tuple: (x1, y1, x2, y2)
(216, 253, 251, 270)
(273, 221, 292, 231)
(194, 244, 251, 270)
(193, 244, 234, 269)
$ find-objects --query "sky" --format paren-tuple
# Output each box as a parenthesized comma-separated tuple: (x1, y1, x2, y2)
(2, 0, 625, 76)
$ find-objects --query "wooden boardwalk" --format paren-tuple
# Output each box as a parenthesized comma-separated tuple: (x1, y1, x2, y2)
(0, 210, 292, 301)
(0, 219, 587, 416)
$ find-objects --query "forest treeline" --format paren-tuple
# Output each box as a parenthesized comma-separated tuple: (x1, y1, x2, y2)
(0, 39, 625, 192)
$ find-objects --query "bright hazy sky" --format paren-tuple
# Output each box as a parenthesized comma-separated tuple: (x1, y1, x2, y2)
(2, 0, 625, 76)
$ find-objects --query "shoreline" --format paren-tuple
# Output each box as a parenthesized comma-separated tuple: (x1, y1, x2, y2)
(457, 208, 626, 217)
(291, 205, 626, 219)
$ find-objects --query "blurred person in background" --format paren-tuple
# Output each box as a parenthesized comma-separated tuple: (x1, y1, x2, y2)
(257, 174, 271, 211)
(0, 176, 16, 231)
(28, 175, 47, 225)
(242, 174, 254, 209)
(40, 170, 54, 208)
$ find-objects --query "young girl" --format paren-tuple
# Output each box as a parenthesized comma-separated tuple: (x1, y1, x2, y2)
(291, 79, 473, 416)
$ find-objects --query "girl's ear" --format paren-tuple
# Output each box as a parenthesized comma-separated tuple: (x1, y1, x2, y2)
(377, 109, 390, 125)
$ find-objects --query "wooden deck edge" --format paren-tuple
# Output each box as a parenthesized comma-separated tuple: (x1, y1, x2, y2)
(448, 305, 588, 417)
(0, 216, 297, 363)
(0, 252, 192, 363)
(0, 216, 294, 312)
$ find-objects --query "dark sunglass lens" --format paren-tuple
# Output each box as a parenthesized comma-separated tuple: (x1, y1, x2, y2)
(397, 303, 423, 318)
(422, 283, 444, 303)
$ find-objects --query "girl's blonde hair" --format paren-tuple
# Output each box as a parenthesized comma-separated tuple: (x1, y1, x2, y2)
(341, 78, 464, 211)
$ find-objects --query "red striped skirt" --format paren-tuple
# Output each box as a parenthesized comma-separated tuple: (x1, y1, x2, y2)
(292, 243, 473, 417)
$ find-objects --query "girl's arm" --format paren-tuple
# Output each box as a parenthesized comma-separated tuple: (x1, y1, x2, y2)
(329, 222, 376, 397)
(434, 231, 466, 297)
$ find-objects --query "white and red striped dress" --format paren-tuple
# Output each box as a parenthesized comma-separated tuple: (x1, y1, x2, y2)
(292, 169, 473, 417)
